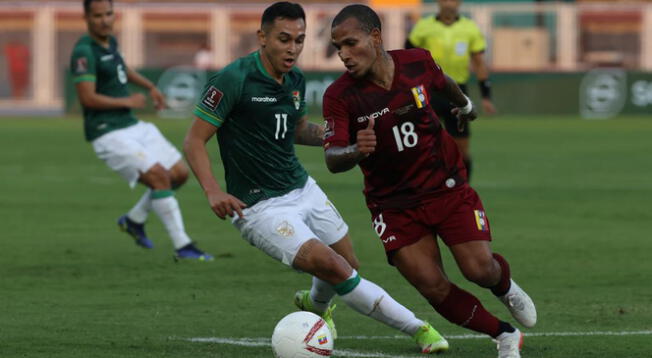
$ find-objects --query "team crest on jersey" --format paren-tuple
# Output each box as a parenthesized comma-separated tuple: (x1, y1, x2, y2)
(411, 84, 429, 109)
(292, 90, 301, 110)
(76, 57, 88, 74)
(202, 86, 223, 110)
(474, 210, 488, 232)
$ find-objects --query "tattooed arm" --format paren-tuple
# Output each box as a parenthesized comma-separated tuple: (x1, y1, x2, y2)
(294, 115, 324, 146)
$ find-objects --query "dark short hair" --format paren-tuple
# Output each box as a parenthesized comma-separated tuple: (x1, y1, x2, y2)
(332, 4, 382, 33)
(83, 0, 113, 14)
(261, 2, 305, 30)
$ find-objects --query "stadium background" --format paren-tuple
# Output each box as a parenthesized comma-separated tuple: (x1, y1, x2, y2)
(1, 1, 651, 358)
(1, 0, 652, 117)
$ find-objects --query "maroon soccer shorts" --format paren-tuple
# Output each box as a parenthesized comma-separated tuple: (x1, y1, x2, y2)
(369, 185, 492, 262)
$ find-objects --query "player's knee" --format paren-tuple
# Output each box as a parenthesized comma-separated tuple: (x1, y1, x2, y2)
(460, 257, 498, 286)
(172, 167, 189, 188)
(416, 276, 450, 304)
(142, 165, 172, 190)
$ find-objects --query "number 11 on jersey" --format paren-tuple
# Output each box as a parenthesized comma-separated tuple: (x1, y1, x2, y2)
(275, 113, 288, 140)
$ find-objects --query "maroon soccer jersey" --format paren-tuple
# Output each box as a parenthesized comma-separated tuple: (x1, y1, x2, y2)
(323, 48, 467, 210)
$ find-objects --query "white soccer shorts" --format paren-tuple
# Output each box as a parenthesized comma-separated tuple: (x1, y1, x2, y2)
(91, 121, 182, 188)
(233, 177, 349, 267)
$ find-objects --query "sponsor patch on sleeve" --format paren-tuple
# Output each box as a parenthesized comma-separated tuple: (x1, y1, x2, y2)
(201, 86, 223, 111)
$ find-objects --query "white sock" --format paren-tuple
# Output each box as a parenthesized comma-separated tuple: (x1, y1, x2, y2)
(127, 189, 151, 224)
(151, 194, 192, 249)
(338, 270, 424, 336)
(310, 276, 336, 314)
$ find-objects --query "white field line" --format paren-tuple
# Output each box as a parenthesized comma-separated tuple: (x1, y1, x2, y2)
(187, 337, 429, 358)
(186, 330, 652, 358)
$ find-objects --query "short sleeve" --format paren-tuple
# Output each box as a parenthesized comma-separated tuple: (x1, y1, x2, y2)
(408, 18, 428, 48)
(323, 87, 351, 150)
(469, 22, 487, 54)
(70, 45, 96, 83)
(193, 69, 243, 128)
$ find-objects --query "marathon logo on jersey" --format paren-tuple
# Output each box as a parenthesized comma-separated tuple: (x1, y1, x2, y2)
(411, 84, 429, 109)
(292, 90, 301, 110)
(76, 57, 88, 74)
(356, 107, 389, 123)
(202, 86, 223, 110)
(251, 96, 277, 103)
(474, 210, 488, 232)
(324, 117, 335, 139)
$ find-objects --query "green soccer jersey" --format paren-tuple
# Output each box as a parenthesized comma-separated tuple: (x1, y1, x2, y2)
(194, 51, 308, 207)
(70, 35, 137, 141)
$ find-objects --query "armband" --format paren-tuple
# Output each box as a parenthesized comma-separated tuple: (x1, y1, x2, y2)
(459, 95, 473, 115)
(479, 80, 492, 99)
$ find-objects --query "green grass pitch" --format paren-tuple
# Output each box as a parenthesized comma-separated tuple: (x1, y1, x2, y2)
(1, 115, 651, 357)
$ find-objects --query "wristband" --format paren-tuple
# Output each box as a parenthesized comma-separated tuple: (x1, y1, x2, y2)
(459, 95, 473, 115)
(479, 80, 491, 99)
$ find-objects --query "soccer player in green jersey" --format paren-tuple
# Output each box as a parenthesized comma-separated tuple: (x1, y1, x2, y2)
(406, 0, 497, 179)
(184, 2, 449, 353)
(71, 0, 212, 260)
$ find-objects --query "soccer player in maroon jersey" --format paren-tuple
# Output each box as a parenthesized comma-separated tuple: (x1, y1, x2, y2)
(323, 5, 537, 358)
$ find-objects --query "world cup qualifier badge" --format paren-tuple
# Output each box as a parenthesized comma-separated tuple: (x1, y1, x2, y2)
(76, 57, 88, 74)
(411, 84, 429, 108)
(292, 90, 301, 110)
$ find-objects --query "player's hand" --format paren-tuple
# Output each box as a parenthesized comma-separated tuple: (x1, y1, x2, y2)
(451, 106, 477, 132)
(128, 93, 147, 109)
(150, 87, 167, 111)
(356, 117, 377, 156)
(481, 99, 497, 115)
(206, 189, 247, 220)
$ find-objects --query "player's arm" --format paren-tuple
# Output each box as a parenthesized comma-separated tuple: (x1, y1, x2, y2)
(126, 67, 166, 110)
(183, 117, 246, 220)
(470, 51, 496, 115)
(324, 117, 375, 173)
(74, 81, 145, 110)
(442, 74, 477, 131)
(294, 115, 324, 146)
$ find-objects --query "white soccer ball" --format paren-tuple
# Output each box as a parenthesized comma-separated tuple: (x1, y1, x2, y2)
(271, 311, 334, 358)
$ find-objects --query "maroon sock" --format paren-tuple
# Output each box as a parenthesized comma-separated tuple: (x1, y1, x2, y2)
(433, 284, 502, 337)
(490, 253, 512, 296)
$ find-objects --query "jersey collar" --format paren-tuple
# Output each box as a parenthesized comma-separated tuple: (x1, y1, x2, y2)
(435, 14, 461, 26)
(254, 50, 287, 85)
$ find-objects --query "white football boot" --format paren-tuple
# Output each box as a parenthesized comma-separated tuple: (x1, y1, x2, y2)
(495, 328, 523, 358)
(498, 279, 537, 328)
